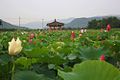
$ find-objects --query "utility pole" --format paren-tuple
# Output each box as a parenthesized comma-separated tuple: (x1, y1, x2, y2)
(42, 19, 44, 29)
(19, 16, 20, 27)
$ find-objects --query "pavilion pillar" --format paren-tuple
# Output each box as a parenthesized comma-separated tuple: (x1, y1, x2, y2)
(60, 26, 62, 30)
(49, 26, 52, 31)
(56, 27, 58, 31)
(53, 26, 56, 31)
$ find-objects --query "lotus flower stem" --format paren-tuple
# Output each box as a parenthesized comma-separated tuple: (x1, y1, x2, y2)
(11, 56, 15, 80)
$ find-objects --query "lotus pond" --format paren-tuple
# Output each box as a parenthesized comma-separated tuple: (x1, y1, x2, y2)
(0, 29, 120, 80)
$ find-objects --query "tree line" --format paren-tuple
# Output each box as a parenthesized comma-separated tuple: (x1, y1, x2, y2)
(87, 17, 120, 29)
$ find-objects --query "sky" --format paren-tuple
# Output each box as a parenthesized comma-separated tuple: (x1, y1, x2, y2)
(0, 0, 120, 25)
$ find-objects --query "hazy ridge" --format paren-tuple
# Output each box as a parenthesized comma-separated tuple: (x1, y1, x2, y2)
(0, 15, 120, 29)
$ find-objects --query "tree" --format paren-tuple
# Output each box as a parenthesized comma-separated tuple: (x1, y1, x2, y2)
(87, 17, 120, 29)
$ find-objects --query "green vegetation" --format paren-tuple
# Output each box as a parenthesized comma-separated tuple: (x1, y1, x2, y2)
(58, 60, 120, 80)
(0, 29, 120, 80)
(88, 17, 120, 29)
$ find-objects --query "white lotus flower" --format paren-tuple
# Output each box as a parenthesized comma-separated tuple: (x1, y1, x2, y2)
(80, 29, 84, 33)
(84, 29, 87, 32)
(104, 30, 107, 32)
(8, 37, 22, 56)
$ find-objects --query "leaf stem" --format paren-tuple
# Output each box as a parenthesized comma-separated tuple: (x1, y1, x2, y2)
(11, 56, 15, 80)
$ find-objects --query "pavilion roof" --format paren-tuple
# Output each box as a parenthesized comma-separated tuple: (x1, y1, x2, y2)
(47, 19, 64, 27)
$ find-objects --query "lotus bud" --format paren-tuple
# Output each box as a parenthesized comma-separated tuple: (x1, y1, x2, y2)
(84, 29, 87, 32)
(104, 30, 107, 32)
(106, 24, 111, 32)
(71, 31, 75, 41)
(79, 33, 82, 37)
(29, 39, 33, 43)
(8, 37, 22, 56)
(100, 54, 105, 61)
(71, 31, 75, 38)
(29, 33, 35, 39)
(80, 29, 84, 33)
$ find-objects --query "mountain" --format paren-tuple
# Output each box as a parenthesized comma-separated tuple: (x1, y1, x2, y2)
(21, 16, 110, 29)
(64, 15, 120, 28)
(64, 18, 91, 28)
(21, 17, 75, 29)
(21, 15, 120, 29)
(57, 17, 75, 23)
(0, 19, 26, 29)
(21, 21, 47, 29)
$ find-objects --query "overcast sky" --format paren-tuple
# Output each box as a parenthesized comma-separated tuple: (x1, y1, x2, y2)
(0, 0, 120, 24)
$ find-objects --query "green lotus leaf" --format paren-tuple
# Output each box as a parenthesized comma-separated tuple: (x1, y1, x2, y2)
(79, 47, 108, 60)
(14, 71, 53, 80)
(58, 60, 120, 80)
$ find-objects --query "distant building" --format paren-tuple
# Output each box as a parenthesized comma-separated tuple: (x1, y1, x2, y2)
(47, 19, 64, 31)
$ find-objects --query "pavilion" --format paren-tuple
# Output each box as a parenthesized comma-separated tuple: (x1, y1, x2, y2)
(47, 19, 64, 31)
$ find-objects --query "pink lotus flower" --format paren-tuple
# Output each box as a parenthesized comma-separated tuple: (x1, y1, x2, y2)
(29, 39, 33, 43)
(29, 33, 35, 39)
(106, 24, 111, 32)
(71, 31, 75, 38)
(100, 54, 105, 61)
(71, 31, 75, 41)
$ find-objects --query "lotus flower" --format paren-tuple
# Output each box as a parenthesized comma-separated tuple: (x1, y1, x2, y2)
(29, 33, 35, 39)
(80, 29, 84, 33)
(100, 54, 105, 61)
(104, 30, 107, 32)
(106, 24, 111, 32)
(71, 31, 75, 38)
(84, 29, 87, 32)
(29, 39, 33, 43)
(8, 37, 22, 56)
(79, 33, 82, 37)
(71, 31, 75, 41)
